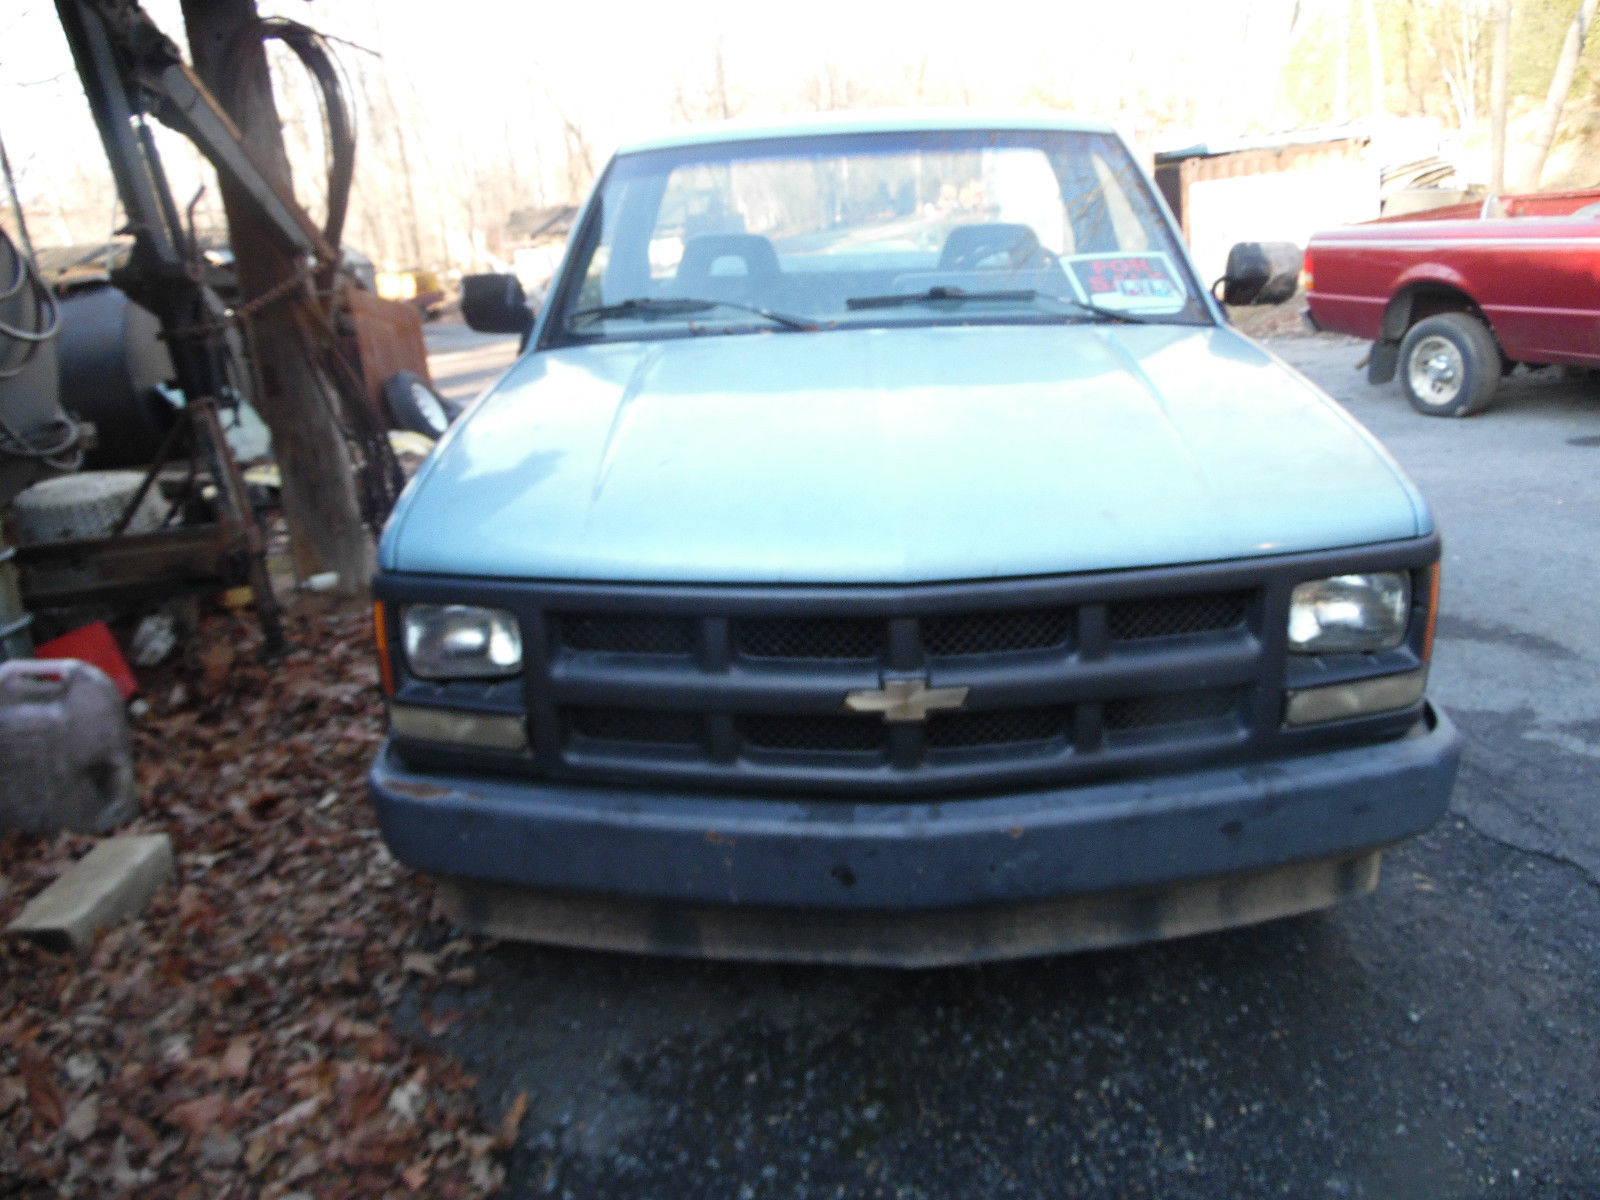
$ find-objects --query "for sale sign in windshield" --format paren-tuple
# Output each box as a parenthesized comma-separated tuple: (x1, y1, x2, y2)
(1066, 253, 1185, 314)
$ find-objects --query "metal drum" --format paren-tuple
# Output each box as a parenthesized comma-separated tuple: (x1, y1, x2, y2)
(54, 284, 178, 469)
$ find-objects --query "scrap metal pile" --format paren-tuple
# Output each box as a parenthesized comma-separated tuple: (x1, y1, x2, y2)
(1, 0, 452, 673)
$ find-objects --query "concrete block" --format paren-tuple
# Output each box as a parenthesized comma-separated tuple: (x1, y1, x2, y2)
(7, 834, 175, 952)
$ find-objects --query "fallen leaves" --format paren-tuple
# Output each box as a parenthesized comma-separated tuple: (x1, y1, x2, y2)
(19, 1048, 63, 1133)
(496, 1090, 528, 1150)
(166, 1092, 227, 1139)
(1, 599, 507, 1198)
(218, 1038, 254, 1082)
(62, 1094, 99, 1142)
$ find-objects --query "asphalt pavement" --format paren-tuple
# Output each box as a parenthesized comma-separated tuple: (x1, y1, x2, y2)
(414, 328, 1600, 1200)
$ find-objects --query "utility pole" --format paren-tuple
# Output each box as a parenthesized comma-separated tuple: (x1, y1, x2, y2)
(179, 0, 375, 592)
(1488, 0, 1512, 195)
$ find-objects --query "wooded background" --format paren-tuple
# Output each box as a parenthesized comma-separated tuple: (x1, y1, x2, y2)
(5, 0, 1599, 277)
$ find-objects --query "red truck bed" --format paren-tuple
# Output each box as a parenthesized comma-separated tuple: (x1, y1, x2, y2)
(1304, 191, 1600, 415)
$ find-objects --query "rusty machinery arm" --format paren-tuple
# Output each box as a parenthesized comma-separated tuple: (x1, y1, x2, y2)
(35, 1, 407, 653)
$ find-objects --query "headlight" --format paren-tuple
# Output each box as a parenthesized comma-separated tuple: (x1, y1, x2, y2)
(402, 604, 522, 679)
(1288, 573, 1409, 654)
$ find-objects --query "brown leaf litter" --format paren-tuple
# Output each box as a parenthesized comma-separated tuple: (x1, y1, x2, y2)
(0, 600, 512, 1198)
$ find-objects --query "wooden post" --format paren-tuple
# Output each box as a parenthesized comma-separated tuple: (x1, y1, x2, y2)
(179, 0, 374, 593)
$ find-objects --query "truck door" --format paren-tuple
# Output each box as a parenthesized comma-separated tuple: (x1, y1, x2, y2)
(1480, 219, 1600, 365)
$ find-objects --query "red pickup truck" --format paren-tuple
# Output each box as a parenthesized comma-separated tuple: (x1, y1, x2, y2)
(1304, 189, 1600, 416)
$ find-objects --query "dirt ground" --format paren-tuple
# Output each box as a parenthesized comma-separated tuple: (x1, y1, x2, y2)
(0, 599, 517, 1200)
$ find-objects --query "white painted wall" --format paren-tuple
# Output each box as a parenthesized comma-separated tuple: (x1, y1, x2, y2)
(1184, 163, 1381, 287)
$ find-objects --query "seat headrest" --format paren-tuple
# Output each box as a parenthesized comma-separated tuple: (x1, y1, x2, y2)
(676, 234, 781, 284)
(938, 223, 1043, 270)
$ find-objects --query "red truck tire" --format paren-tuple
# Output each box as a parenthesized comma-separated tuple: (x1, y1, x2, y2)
(1397, 312, 1500, 418)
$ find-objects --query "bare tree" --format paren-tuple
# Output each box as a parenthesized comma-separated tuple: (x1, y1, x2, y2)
(365, 8, 425, 266)
(712, 38, 733, 120)
(1360, 0, 1386, 117)
(1488, 0, 1511, 193)
(1441, 0, 1488, 130)
(1519, 0, 1600, 189)
(559, 110, 595, 203)
(802, 63, 862, 112)
(671, 39, 743, 124)
(1334, 0, 1351, 123)
(181, 0, 374, 591)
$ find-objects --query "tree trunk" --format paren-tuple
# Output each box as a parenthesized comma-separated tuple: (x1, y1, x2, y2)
(1488, 0, 1512, 195)
(1361, 0, 1386, 118)
(179, 0, 374, 593)
(1335, 1, 1351, 124)
(1520, 0, 1600, 190)
(713, 38, 731, 120)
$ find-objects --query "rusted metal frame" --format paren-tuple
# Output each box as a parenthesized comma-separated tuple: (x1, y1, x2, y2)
(14, 400, 283, 649)
(116, 1, 403, 531)
(123, 4, 399, 530)
(16, 523, 245, 608)
(49, 1, 301, 654)
(53, 1, 396, 651)
(292, 297, 404, 529)
(54, 1, 183, 270)
(108, 408, 191, 538)
(140, 59, 334, 264)
(189, 398, 284, 654)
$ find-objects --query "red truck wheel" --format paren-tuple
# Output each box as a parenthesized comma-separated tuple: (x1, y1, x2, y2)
(1398, 313, 1500, 417)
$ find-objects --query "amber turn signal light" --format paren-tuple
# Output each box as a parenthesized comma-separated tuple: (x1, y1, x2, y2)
(1421, 562, 1440, 664)
(372, 600, 395, 696)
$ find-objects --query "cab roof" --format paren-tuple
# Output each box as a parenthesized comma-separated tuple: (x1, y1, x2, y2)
(614, 109, 1119, 157)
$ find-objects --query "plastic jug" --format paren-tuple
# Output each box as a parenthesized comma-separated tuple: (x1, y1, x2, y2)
(0, 659, 137, 834)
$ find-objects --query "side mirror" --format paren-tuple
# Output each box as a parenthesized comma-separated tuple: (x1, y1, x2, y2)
(460, 273, 535, 335)
(1219, 242, 1303, 307)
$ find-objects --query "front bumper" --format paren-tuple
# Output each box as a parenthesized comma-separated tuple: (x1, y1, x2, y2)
(370, 703, 1459, 959)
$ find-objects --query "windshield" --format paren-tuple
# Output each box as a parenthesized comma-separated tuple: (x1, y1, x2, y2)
(547, 129, 1210, 345)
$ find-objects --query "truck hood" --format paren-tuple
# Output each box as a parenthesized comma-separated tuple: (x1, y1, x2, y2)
(382, 323, 1428, 583)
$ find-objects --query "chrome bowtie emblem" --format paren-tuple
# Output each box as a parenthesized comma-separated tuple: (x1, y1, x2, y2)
(844, 677, 969, 722)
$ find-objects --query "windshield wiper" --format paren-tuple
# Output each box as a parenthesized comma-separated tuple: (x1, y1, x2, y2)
(843, 286, 1152, 324)
(845, 286, 1034, 310)
(566, 296, 818, 332)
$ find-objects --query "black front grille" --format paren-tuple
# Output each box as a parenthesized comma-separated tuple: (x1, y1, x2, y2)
(925, 707, 1070, 750)
(1106, 591, 1249, 642)
(554, 591, 1248, 666)
(535, 576, 1264, 795)
(569, 707, 701, 747)
(1104, 688, 1241, 733)
(555, 613, 694, 656)
(923, 608, 1073, 658)
(738, 713, 884, 754)
(735, 617, 883, 661)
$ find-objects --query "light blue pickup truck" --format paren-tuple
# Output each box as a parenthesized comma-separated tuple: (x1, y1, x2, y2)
(368, 113, 1459, 965)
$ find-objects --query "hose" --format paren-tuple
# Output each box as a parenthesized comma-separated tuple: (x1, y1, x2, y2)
(0, 225, 79, 467)
(0, 230, 60, 351)
(225, 17, 357, 252)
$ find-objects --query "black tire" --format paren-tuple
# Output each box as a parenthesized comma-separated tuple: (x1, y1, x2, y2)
(382, 370, 453, 438)
(1397, 312, 1500, 417)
